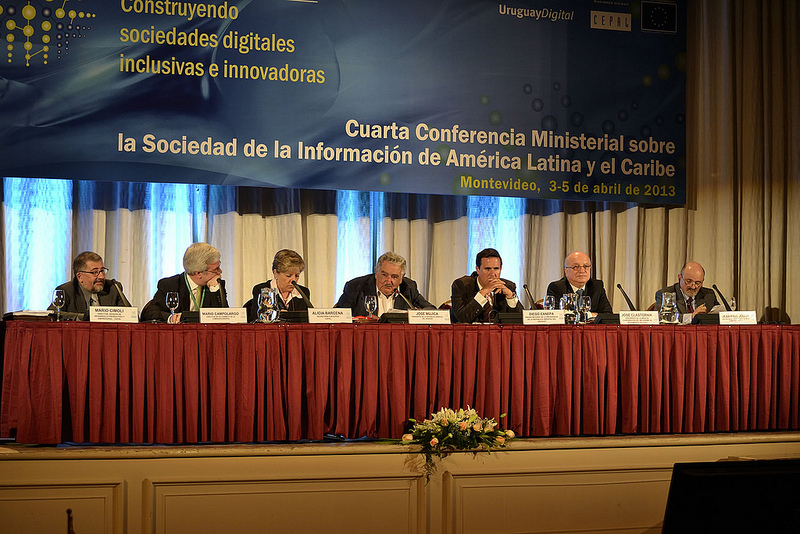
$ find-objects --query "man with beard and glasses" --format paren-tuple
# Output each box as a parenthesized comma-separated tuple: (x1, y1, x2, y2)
(48, 251, 131, 317)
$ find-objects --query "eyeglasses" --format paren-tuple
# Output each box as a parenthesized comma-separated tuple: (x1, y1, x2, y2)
(682, 278, 703, 288)
(204, 267, 223, 275)
(566, 265, 592, 271)
(77, 268, 108, 277)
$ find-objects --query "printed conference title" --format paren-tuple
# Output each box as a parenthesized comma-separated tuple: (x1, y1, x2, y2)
(117, 0, 326, 83)
(118, 119, 679, 198)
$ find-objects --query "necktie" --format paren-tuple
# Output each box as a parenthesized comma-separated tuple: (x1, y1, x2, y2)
(577, 289, 584, 299)
(90, 294, 98, 306)
(482, 295, 493, 322)
(192, 287, 201, 311)
(686, 298, 694, 313)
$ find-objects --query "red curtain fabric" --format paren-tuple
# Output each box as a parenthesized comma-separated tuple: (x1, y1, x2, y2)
(1, 321, 798, 444)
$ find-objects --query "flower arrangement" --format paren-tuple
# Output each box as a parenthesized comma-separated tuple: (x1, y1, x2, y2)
(401, 407, 515, 480)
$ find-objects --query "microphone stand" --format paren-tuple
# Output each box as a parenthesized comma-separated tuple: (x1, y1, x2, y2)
(522, 284, 536, 310)
(712, 284, 732, 311)
(292, 281, 314, 308)
(616, 283, 637, 311)
(394, 288, 417, 310)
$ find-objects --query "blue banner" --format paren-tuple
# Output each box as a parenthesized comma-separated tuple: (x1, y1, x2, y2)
(0, 0, 686, 204)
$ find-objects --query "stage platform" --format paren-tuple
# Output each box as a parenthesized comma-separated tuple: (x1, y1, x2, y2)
(2, 432, 799, 533)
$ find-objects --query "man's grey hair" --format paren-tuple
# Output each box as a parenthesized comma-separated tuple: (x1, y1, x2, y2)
(183, 243, 221, 274)
(375, 252, 406, 275)
(72, 251, 103, 276)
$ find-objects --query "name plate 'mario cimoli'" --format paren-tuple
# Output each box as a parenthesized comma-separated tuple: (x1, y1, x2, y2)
(89, 306, 139, 323)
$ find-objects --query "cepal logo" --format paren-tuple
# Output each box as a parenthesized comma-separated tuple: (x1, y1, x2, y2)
(590, 11, 631, 32)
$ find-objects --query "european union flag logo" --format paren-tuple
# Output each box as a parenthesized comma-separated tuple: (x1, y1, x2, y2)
(641, 1, 678, 34)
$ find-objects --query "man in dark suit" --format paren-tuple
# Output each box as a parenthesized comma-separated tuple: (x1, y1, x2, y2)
(546, 250, 613, 314)
(334, 252, 434, 317)
(141, 242, 228, 323)
(450, 248, 523, 323)
(655, 261, 718, 316)
(49, 251, 132, 319)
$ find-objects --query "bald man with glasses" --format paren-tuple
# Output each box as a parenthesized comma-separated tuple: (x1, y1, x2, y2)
(546, 251, 613, 314)
(655, 261, 718, 317)
(48, 251, 132, 317)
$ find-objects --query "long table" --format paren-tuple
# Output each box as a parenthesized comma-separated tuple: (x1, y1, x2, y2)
(1, 321, 798, 444)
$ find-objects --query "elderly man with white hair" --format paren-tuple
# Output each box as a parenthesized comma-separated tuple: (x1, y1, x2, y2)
(141, 242, 229, 323)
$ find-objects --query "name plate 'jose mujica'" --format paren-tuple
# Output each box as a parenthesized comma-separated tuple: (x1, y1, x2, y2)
(408, 309, 450, 325)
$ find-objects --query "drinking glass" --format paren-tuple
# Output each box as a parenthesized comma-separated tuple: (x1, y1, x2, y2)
(166, 292, 179, 323)
(364, 295, 378, 319)
(580, 295, 592, 323)
(659, 292, 678, 324)
(258, 287, 278, 323)
(543, 295, 555, 310)
(52, 289, 66, 321)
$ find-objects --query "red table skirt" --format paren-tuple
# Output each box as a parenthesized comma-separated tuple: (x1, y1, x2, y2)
(1, 321, 798, 444)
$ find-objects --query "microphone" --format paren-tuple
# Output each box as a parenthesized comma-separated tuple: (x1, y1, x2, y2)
(110, 279, 132, 307)
(522, 283, 536, 310)
(291, 280, 314, 308)
(393, 288, 416, 310)
(712, 284, 732, 311)
(616, 283, 637, 311)
(218, 279, 229, 307)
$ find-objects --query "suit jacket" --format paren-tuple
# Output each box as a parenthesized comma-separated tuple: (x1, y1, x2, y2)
(334, 273, 434, 316)
(450, 273, 523, 323)
(140, 273, 228, 322)
(655, 283, 718, 314)
(546, 277, 613, 314)
(247, 280, 311, 322)
(48, 278, 131, 318)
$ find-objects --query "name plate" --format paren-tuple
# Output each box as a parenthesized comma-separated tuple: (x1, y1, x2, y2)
(522, 310, 565, 325)
(89, 306, 139, 323)
(719, 311, 757, 325)
(200, 308, 247, 324)
(308, 308, 352, 324)
(619, 311, 659, 325)
(408, 309, 450, 324)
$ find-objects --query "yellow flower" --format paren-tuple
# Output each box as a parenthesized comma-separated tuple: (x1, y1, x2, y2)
(402, 433, 414, 442)
(496, 436, 506, 445)
(473, 422, 482, 432)
(506, 429, 515, 439)
(459, 421, 468, 431)
(430, 437, 439, 446)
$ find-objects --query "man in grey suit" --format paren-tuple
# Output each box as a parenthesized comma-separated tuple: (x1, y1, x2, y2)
(655, 261, 719, 317)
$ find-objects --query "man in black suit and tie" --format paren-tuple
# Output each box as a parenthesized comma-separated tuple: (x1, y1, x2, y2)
(141, 242, 228, 323)
(334, 252, 434, 317)
(48, 251, 132, 318)
(655, 261, 718, 317)
(450, 248, 523, 323)
(546, 250, 613, 315)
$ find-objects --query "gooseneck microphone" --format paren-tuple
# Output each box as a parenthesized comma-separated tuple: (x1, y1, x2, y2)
(616, 283, 637, 311)
(291, 280, 314, 308)
(110, 279, 132, 307)
(522, 283, 536, 310)
(394, 288, 417, 310)
(712, 284, 732, 311)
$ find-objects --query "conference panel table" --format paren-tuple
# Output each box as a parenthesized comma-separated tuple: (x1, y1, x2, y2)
(1, 321, 798, 445)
